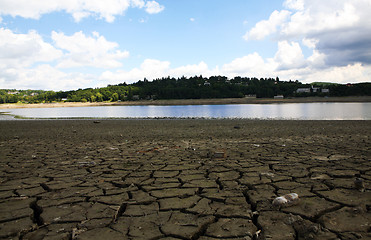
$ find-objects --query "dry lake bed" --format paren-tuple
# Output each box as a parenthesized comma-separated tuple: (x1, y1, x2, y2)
(0, 120, 370, 239)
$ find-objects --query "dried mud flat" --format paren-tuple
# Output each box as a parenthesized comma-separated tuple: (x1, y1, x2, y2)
(0, 120, 370, 240)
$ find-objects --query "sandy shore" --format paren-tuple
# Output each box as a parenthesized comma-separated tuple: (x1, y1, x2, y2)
(1, 96, 371, 109)
(0, 120, 370, 239)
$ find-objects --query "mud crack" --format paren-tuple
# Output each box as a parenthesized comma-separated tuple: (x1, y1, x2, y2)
(29, 197, 44, 226)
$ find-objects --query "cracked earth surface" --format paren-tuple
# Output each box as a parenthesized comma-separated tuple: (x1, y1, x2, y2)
(0, 120, 370, 240)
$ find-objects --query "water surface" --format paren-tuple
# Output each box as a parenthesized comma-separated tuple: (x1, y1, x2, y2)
(3, 103, 371, 120)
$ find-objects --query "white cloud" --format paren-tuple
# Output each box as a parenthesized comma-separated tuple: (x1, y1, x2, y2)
(2, 0, 370, 91)
(2, 51, 369, 91)
(302, 38, 326, 68)
(140, 59, 170, 76)
(145, 1, 165, 14)
(220, 39, 371, 84)
(302, 38, 317, 49)
(72, 11, 93, 23)
(0, 64, 94, 90)
(274, 41, 305, 70)
(99, 45, 371, 88)
(222, 53, 276, 76)
(0, 28, 131, 90)
(284, 1, 371, 67)
(101, 60, 217, 85)
(244, 0, 371, 72)
(52, 31, 129, 69)
(307, 50, 326, 68)
(131, 0, 145, 8)
(0, 28, 128, 70)
(0, 0, 164, 22)
(283, 0, 304, 11)
(243, 10, 291, 40)
(100, 59, 170, 84)
(0, 0, 59, 19)
(169, 62, 211, 77)
(190, 18, 195, 22)
(0, 28, 62, 68)
(300, 63, 371, 84)
(281, 2, 360, 37)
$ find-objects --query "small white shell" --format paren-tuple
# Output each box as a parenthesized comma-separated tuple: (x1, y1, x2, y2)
(272, 193, 299, 207)
(272, 196, 288, 206)
(284, 193, 299, 201)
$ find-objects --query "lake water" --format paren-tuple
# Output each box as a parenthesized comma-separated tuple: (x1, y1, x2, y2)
(2, 103, 371, 120)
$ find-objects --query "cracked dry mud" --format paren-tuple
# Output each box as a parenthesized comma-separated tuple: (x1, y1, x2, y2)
(0, 120, 370, 240)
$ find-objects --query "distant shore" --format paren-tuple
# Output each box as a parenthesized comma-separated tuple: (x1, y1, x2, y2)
(0, 96, 370, 109)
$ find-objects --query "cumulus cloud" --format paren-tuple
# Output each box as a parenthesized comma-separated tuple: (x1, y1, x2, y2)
(302, 38, 317, 49)
(307, 50, 326, 69)
(220, 39, 370, 85)
(282, 2, 360, 37)
(145, 1, 165, 14)
(243, 10, 291, 41)
(222, 53, 275, 76)
(0, 28, 130, 90)
(0, 64, 94, 90)
(283, 0, 305, 11)
(130, 0, 145, 8)
(52, 31, 129, 68)
(274, 41, 306, 70)
(2, 52, 369, 91)
(244, 0, 371, 70)
(99, 45, 371, 88)
(285, 0, 371, 67)
(139, 59, 170, 77)
(2, 0, 370, 90)
(299, 63, 371, 84)
(0, 28, 62, 68)
(0, 28, 128, 70)
(169, 62, 210, 77)
(100, 60, 213, 84)
(0, 0, 164, 22)
(100, 59, 166, 85)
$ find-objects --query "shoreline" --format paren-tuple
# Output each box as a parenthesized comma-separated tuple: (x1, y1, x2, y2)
(0, 96, 370, 109)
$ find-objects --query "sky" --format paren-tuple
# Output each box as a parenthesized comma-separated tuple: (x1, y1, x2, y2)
(0, 0, 370, 91)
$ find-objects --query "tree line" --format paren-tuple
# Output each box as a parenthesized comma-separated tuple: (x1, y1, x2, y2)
(1, 76, 370, 104)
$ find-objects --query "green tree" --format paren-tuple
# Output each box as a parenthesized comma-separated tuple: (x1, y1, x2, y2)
(90, 95, 96, 102)
(127, 87, 133, 100)
(112, 92, 119, 101)
(120, 94, 126, 101)
(96, 93, 103, 102)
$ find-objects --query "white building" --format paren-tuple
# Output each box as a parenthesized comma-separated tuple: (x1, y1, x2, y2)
(296, 88, 311, 93)
(322, 89, 330, 93)
(312, 87, 320, 93)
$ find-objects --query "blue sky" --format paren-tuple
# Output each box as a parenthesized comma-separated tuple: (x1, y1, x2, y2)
(0, 0, 370, 90)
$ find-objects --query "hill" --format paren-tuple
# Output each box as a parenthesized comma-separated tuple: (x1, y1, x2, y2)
(1, 76, 370, 104)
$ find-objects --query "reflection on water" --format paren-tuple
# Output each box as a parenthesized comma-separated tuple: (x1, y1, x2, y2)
(4, 103, 371, 120)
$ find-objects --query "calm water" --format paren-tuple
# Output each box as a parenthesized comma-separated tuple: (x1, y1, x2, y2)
(2, 103, 371, 120)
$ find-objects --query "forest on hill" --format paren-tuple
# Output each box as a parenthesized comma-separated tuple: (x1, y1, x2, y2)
(1, 76, 370, 104)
